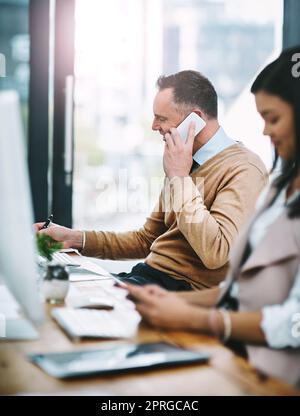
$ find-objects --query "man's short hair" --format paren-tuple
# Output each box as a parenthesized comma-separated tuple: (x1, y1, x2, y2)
(156, 70, 218, 119)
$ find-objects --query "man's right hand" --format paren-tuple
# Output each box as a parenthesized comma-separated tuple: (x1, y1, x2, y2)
(34, 222, 84, 250)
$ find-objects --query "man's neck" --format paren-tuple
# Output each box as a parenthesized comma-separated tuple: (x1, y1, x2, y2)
(192, 120, 220, 155)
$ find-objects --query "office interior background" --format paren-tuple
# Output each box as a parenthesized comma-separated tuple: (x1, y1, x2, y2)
(0, 0, 299, 235)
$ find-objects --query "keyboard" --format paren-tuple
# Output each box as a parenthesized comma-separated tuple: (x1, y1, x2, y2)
(52, 252, 81, 267)
(52, 307, 140, 339)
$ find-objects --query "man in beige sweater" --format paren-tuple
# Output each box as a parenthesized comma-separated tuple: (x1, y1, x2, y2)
(36, 70, 267, 290)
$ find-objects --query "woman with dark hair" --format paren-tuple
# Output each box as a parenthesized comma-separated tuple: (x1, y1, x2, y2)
(126, 46, 300, 388)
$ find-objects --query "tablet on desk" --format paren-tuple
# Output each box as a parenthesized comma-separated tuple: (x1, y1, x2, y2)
(28, 342, 210, 379)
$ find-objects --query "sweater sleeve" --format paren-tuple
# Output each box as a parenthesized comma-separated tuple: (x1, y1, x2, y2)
(168, 163, 268, 269)
(81, 195, 167, 260)
(261, 265, 300, 348)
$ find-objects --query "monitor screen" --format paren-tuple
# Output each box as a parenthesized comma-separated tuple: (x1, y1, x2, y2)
(0, 90, 44, 326)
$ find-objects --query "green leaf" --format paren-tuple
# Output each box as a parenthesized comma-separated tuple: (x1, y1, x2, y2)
(36, 234, 63, 261)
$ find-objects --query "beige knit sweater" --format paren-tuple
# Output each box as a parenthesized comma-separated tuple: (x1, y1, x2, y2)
(82, 143, 268, 289)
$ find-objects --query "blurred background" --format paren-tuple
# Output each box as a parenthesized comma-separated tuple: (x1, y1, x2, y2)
(1, 0, 298, 239)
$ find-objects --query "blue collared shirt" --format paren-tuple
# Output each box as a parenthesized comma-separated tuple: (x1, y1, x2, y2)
(192, 126, 236, 166)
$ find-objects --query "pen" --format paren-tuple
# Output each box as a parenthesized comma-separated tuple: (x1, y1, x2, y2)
(42, 214, 53, 229)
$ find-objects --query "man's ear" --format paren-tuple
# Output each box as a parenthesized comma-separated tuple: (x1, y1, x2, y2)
(192, 109, 207, 121)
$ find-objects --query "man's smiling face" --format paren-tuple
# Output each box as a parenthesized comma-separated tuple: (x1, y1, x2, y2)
(151, 87, 187, 139)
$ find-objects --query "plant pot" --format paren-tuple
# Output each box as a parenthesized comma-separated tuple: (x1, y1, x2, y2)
(42, 263, 70, 304)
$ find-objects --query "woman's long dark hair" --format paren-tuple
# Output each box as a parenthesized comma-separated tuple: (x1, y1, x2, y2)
(251, 46, 300, 218)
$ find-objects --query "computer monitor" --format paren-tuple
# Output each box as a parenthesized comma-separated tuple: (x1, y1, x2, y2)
(0, 90, 44, 338)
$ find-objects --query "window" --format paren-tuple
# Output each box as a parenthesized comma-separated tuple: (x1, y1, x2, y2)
(0, 0, 29, 140)
(73, 0, 283, 231)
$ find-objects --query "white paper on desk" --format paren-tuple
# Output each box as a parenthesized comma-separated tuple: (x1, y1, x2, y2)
(69, 273, 112, 282)
(75, 263, 114, 278)
(59, 248, 81, 255)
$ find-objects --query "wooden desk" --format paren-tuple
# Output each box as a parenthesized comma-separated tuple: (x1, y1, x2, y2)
(0, 257, 298, 396)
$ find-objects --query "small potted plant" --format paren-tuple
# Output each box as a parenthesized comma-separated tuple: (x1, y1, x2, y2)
(36, 234, 69, 304)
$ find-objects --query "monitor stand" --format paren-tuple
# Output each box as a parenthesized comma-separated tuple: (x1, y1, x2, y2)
(0, 285, 39, 341)
(3, 318, 39, 341)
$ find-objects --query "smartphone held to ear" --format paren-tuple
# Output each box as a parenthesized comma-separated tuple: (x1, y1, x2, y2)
(176, 112, 206, 143)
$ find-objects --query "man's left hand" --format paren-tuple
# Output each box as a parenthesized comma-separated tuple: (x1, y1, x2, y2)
(163, 121, 196, 179)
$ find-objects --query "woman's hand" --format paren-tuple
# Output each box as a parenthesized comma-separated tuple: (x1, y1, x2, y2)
(126, 283, 210, 331)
